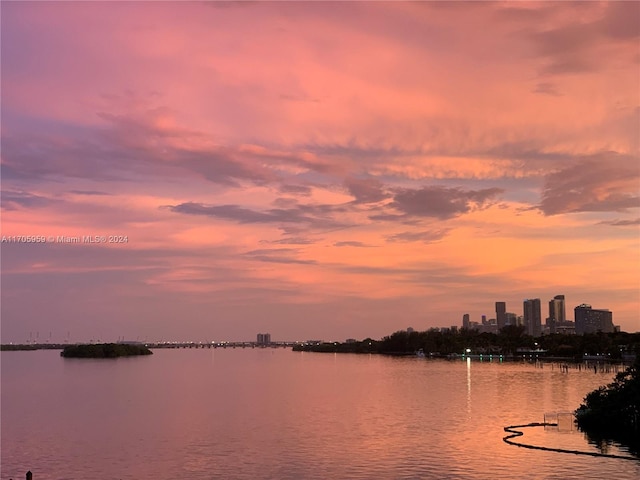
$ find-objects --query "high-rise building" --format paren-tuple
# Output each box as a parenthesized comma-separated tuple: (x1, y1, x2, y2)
(496, 302, 507, 330)
(547, 295, 566, 333)
(523, 299, 542, 337)
(462, 314, 470, 330)
(257, 333, 271, 345)
(574, 304, 613, 334)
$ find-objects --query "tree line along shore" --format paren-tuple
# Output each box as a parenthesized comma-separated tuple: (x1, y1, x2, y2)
(293, 327, 639, 361)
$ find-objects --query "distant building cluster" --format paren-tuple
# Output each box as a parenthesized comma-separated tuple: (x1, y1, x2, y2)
(461, 295, 615, 336)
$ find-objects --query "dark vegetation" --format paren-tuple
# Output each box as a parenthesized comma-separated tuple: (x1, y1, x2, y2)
(60, 343, 153, 358)
(575, 357, 640, 456)
(293, 339, 380, 354)
(294, 327, 640, 360)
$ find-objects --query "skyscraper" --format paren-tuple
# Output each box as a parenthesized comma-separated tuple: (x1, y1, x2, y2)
(462, 313, 470, 330)
(257, 333, 271, 345)
(574, 304, 613, 334)
(523, 299, 542, 337)
(548, 295, 566, 334)
(496, 302, 507, 331)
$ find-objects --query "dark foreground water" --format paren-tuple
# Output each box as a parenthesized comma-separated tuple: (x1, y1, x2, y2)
(2, 349, 638, 479)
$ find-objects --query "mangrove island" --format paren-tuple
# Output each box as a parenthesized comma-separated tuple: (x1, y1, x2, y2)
(60, 343, 153, 358)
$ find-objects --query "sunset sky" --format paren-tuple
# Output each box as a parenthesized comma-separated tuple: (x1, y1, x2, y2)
(1, 1, 639, 343)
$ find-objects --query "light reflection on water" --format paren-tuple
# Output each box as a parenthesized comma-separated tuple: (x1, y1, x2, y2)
(466, 356, 471, 416)
(2, 349, 638, 479)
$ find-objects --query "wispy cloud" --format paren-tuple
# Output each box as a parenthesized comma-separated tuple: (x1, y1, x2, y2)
(334, 241, 375, 248)
(167, 201, 350, 232)
(344, 176, 390, 204)
(243, 248, 317, 265)
(390, 186, 504, 220)
(528, 2, 639, 77)
(1, 190, 54, 211)
(598, 218, 640, 227)
(539, 155, 640, 215)
(386, 229, 449, 244)
(532, 82, 563, 96)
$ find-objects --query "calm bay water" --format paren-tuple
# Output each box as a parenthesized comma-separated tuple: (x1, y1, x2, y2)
(2, 348, 638, 479)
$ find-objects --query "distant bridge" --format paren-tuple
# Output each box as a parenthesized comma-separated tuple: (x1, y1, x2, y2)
(1, 341, 303, 351)
(145, 341, 299, 349)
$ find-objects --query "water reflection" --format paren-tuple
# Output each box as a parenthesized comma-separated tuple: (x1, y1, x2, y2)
(466, 356, 471, 416)
(2, 350, 639, 479)
(581, 427, 640, 458)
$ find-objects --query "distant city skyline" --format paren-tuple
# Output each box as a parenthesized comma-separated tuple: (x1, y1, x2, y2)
(1, 2, 639, 343)
(458, 294, 621, 336)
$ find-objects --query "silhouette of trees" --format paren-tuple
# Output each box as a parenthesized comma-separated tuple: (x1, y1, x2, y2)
(292, 329, 640, 360)
(374, 329, 639, 358)
(60, 343, 153, 358)
(576, 356, 640, 455)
